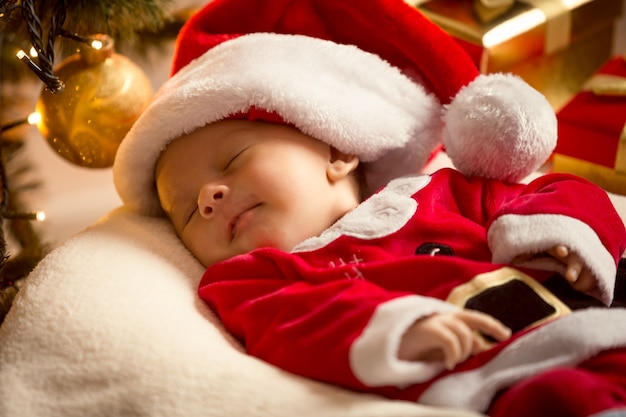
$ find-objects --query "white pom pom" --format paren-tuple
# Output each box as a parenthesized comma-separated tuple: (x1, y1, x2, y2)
(442, 73, 557, 182)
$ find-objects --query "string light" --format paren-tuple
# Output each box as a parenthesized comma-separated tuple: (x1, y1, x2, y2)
(57, 28, 98, 47)
(3, 211, 46, 222)
(91, 39, 103, 50)
(0, 112, 41, 134)
(27, 112, 41, 125)
(0, 110, 46, 224)
(16, 49, 64, 93)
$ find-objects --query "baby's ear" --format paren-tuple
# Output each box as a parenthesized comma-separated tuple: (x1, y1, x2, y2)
(327, 147, 359, 182)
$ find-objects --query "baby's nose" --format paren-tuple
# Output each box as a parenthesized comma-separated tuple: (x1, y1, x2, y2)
(198, 184, 228, 218)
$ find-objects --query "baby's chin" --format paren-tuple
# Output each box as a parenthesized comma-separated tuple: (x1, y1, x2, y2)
(196, 231, 312, 268)
(195, 244, 280, 269)
(246, 232, 305, 254)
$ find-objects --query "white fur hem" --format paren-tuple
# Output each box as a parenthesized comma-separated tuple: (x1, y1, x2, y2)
(419, 308, 626, 411)
(488, 214, 616, 305)
(293, 176, 430, 252)
(349, 295, 459, 387)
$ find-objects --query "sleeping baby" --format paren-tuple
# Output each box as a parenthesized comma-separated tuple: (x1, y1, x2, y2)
(112, 0, 626, 416)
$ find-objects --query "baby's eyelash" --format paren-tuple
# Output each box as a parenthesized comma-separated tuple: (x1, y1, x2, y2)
(223, 148, 247, 171)
(185, 206, 198, 225)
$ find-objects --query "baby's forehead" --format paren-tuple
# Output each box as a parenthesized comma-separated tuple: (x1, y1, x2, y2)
(154, 120, 256, 187)
(156, 119, 321, 180)
(155, 122, 230, 164)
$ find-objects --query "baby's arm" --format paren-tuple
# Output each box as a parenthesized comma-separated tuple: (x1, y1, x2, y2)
(485, 173, 625, 305)
(398, 310, 511, 370)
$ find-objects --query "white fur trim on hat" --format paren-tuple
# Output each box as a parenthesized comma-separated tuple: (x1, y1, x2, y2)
(113, 33, 442, 215)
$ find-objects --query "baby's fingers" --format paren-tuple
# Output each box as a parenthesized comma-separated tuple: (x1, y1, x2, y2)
(553, 248, 598, 293)
(570, 268, 597, 293)
(439, 331, 464, 370)
(564, 256, 584, 284)
(458, 310, 512, 344)
(547, 246, 595, 287)
(550, 245, 583, 284)
(438, 320, 475, 369)
(550, 244, 569, 260)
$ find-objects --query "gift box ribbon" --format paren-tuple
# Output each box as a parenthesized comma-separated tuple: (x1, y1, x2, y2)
(411, 0, 578, 53)
(484, 0, 575, 53)
(478, 0, 514, 7)
(522, 0, 572, 54)
(619, 126, 626, 173)
(584, 74, 626, 96)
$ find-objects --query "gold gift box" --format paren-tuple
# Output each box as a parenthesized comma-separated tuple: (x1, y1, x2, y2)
(407, 0, 623, 110)
(552, 153, 626, 195)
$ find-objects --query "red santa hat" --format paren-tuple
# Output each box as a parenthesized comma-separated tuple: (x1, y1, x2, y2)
(114, 0, 557, 216)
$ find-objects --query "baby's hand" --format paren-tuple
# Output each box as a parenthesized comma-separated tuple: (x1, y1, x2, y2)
(512, 245, 597, 294)
(547, 245, 597, 293)
(398, 310, 511, 370)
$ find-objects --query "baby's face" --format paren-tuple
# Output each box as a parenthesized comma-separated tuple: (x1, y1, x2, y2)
(156, 119, 359, 267)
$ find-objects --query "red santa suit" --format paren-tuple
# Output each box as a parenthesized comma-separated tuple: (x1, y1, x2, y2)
(199, 168, 626, 416)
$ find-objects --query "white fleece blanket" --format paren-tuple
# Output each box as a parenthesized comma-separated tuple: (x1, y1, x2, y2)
(0, 206, 485, 417)
(0, 161, 624, 416)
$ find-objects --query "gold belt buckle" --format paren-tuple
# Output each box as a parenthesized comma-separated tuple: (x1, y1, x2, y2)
(447, 267, 571, 334)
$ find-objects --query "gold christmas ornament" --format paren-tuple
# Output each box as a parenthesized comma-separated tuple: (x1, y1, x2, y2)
(36, 34, 153, 168)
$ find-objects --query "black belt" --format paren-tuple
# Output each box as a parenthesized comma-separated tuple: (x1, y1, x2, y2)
(447, 267, 572, 335)
(447, 259, 626, 336)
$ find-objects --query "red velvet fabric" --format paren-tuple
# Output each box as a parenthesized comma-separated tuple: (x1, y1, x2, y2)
(170, 0, 480, 106)
(488, 348, 626, 417)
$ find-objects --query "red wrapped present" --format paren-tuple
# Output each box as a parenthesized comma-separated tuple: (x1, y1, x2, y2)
(553, 56, 626, 195)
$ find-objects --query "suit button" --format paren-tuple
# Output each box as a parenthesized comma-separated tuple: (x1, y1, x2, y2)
(415, 243, 454, 256)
